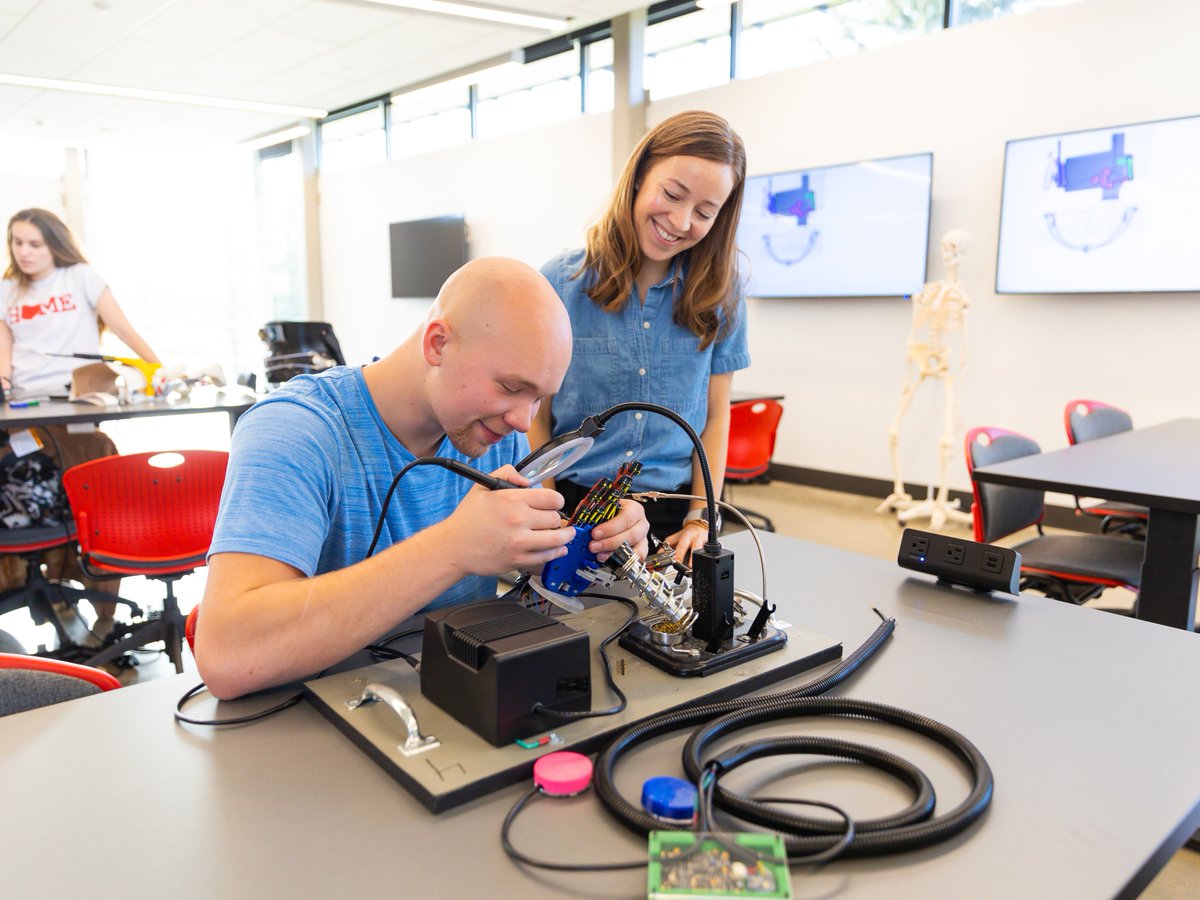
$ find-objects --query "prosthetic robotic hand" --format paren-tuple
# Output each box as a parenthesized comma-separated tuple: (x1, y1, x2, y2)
(534, 462, 693, 627)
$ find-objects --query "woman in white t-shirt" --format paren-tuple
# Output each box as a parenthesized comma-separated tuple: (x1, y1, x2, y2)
(2, 208, 159, 399)
(1, 208, 161, 648)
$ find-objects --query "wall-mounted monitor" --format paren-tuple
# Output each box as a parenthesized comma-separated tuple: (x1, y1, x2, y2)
(736, 153, 933, 298)
(389, 215, 467, 299)
(996, 114, 1200, 293)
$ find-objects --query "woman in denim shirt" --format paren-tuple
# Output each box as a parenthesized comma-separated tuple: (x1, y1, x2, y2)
(532, 110, 750, 562)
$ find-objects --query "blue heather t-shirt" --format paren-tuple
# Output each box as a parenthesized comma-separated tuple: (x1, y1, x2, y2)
(209, 366, 528, 611)
(540, 248, 750, 490)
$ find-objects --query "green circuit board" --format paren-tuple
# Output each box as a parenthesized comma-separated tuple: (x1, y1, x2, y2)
(648, 831, 792, 899)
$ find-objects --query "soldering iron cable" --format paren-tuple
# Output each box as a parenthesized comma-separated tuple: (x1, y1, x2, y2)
(591, 611, 995, 857)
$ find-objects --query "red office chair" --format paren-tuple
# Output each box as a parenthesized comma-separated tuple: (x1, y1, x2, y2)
(1063, 399, 1148, 537)
(0, 652, 121, 716)
(723, 399, 784, 532)
(965, 427, 1143, 607)
(62, 450, 228, 674)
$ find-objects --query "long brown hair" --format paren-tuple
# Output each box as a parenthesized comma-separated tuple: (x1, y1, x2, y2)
(580, 111, 747, 349)
(4, 208, 88, 295)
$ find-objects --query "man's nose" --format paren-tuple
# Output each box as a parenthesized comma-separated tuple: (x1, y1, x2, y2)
(504, 400, 536, 432)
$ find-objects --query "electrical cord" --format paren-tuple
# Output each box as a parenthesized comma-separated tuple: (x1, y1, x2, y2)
(637, 491, 767, 603)
(366, 456, 514, 558)
(531, 593, 638, 721)
(502, 785, 648, 872)
(176, 456, 486, 727)
(591, 611, 995, 859)
(173, 681, 305, 726)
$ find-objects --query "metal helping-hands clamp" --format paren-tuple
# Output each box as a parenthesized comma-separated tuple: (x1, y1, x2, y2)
(523, 402, 738, 659)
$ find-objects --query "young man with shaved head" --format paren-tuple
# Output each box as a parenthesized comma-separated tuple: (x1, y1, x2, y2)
(196, 258, 648, 700)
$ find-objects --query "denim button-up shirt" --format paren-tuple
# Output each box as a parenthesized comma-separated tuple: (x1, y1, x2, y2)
(540, 248, 750, 490)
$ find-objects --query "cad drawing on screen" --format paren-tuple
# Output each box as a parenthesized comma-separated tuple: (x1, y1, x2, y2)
(1042, 132, 1138, 253)
(876, 229, 973, 530)
(760, 173, 820, 265)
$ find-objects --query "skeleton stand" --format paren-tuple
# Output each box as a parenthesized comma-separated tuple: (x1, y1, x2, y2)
(877, 232, 973, 530)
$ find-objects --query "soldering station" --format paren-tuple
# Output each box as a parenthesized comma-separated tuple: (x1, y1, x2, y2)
(185, 400, 996, 897)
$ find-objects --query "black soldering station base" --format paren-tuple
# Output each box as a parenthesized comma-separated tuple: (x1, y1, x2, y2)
(619, 620, 791, 677)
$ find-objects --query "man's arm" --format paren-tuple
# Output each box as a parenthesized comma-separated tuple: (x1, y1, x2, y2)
(196, 471, 575, 700)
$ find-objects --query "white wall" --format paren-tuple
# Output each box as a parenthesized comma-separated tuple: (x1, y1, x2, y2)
(319, 0, 1199, 494)
(0, 174, 62, 221)
(319, 113, 614, 365)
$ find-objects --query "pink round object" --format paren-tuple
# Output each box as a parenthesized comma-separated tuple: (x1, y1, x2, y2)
(533, 751, 593, 796)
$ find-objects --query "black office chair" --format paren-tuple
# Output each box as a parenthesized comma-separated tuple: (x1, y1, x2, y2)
(1063, 399, 1148, 537)
(259, 321, 345, 386)
(965, 426, 1143, 608)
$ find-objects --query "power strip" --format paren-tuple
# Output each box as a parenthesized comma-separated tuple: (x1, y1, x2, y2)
(897, 528, 1020, 596)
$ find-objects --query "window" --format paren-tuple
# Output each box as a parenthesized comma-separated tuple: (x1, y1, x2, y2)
(585, 38, 615, 113)
(952, 0, 1085, 26)
(256, 143, 307, 321)
(390, 82, 471, 158)
(79, 144, 261, 378)
(645, 6, 732, 101)
(739, 0, 940, 81)
(475, 50, 581, 140)
(319, 103, 386, 174)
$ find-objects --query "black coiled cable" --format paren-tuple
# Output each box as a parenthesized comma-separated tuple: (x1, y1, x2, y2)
(592, 612, 995, 858)
(682, 698, 994, 857)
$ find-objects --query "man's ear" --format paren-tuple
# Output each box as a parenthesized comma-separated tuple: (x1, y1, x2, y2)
(423, 319, 450, 366)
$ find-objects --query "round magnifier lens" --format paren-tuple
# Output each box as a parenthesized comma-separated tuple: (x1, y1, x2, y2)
(517, 435, 594, 482)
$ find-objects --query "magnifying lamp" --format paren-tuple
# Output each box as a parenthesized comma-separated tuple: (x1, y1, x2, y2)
(515, 416, 604, 482)
(517, 403, 720, 550)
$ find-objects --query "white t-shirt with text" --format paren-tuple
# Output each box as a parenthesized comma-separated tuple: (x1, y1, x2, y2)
(1, 263, 106, 398)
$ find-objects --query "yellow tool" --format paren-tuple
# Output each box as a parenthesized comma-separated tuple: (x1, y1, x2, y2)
(49, 352, 163, 396)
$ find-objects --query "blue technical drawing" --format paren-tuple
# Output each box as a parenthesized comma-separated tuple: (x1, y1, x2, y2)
(767, 173, 816, 224)
(1049, 133, 1134, 200)
(760, 174, 820, 266)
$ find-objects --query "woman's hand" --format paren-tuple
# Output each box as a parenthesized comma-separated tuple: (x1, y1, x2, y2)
(664, 518, 709, 565)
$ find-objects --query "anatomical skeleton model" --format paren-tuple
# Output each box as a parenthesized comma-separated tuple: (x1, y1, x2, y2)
(876, 229, 973, 530)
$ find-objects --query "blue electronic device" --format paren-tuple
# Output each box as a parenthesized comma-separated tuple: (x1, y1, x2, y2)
(540, 525, 601, 597)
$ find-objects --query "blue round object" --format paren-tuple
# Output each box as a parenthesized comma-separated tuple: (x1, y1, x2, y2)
(641, 776, 697, 822)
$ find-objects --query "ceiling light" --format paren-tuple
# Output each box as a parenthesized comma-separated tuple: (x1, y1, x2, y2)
(0, 73, 327, 118)
(353, 0, 567, 31)
(242, 125, 313, 150)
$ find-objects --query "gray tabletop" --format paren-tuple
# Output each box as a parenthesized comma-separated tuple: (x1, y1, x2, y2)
(971, 418, 1200, 512)
(3, 531, 1199, 899)
(972, 418, 1200, 631)
(0, 389, 257, 433)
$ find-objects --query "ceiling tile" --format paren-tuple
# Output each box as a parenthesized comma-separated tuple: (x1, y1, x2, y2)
(70, 36, 208, 85)
(274, 1, 407, 41)
(0, 0, 649, 144)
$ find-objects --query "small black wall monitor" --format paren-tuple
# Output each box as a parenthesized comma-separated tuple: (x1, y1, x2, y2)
(389, 215, 467, 299)
(736, 152, 933, 299)
(996, 114, 1200, 294)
